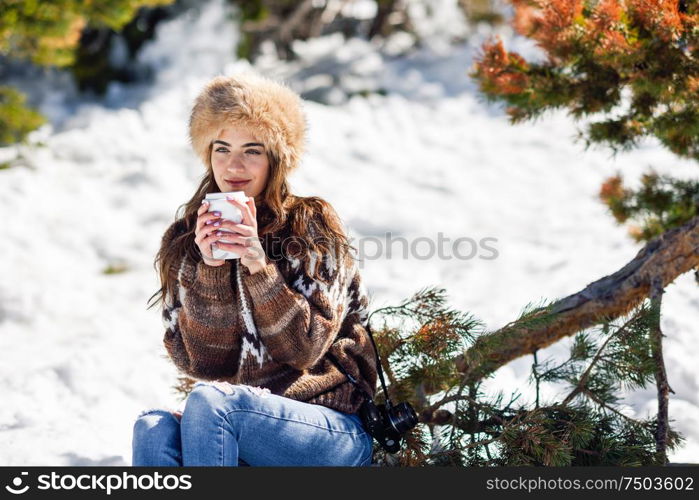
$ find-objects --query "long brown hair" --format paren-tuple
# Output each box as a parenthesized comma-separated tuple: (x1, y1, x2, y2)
(146, 143, 357, 311)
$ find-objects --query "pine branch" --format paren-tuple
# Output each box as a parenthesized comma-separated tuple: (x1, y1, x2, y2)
(582, 390, 646, 428)
(447, 214, 699, 391)
(561, 310, 642, 406)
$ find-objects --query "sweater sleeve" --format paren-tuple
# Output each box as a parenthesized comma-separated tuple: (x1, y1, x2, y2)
(160, 225, 242, 381)
(239, 247, 353, 372)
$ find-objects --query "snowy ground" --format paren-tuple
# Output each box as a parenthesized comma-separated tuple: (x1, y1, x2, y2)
(0, 0, 696, 465)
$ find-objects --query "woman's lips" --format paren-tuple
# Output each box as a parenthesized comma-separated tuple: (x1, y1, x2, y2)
(227, 180, 250, 188)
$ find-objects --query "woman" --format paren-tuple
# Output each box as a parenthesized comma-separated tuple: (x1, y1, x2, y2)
(133, 72, 378, 467)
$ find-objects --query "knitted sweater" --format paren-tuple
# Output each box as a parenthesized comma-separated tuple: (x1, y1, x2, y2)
(159, 210, 378, 415)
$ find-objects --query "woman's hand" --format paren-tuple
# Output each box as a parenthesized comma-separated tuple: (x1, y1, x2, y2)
(214, 195, 267, 274)
(194, 201, 228, 267)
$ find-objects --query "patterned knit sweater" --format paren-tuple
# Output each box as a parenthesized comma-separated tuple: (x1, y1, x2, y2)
(160, 210, 378, 415)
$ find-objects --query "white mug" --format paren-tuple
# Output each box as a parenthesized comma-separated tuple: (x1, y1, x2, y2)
(204, 191, 249, 260)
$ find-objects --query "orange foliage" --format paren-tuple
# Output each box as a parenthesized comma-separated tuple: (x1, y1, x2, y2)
(589, 0, 633, 56)
(687, 76, 699, 93)
(628, 224, 644, 239)
(591, 0, 625, 30)
(599, 174, 625, 202)
(414, 319, 457, 356)
(538, 0, 585, 31)
(510, 0, 691, 57)
(475, 36, 530, 95)
(511, 0, 540, 37)
(511, 0, 584, 56)
(628, 0, 683, 42)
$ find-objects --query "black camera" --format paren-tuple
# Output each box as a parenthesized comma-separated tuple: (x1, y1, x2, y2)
(327, 321, 419, 454)
(357, 398, 418, 453)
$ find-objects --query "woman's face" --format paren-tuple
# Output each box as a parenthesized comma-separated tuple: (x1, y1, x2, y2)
(210, 126, 270, 199)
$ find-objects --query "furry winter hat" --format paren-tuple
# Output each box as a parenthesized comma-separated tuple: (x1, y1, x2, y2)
(188, 72, 308, 175)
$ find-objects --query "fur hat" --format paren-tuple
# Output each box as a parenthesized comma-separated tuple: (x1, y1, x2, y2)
(188, 72, 308, 175)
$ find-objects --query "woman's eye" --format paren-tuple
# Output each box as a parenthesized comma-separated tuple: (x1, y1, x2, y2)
(215, 148, 260, 155)
(216, 147, 262, 155)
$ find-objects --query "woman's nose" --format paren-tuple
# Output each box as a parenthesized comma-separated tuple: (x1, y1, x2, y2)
(227, 152, 247, 169)
(227, 164, 247, 176)
(226, 163, 244, 174)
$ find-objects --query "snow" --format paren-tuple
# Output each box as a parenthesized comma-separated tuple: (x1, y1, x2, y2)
(0, 0, 696, 465)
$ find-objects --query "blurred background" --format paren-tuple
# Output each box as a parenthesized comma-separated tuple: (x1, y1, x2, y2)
(0, 0, 697, 465)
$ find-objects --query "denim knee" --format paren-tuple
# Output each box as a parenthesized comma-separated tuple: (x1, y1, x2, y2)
(181, 383, 258, 424)
(133, 410, 179, 445)
(132, 409, 182, 466)
(184, 383, 235, 412)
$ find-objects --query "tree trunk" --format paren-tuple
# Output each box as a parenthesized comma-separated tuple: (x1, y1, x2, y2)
(367, 0, 398, 39)
(650, 276, 673, 465)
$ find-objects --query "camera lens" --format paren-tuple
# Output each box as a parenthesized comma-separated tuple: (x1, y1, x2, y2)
(388, 402, 419, 434)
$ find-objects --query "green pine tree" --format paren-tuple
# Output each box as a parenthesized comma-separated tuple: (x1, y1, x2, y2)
(470, 0, 699, 242)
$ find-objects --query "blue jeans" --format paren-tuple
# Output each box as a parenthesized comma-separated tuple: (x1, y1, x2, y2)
(132, 381, 374, 466)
